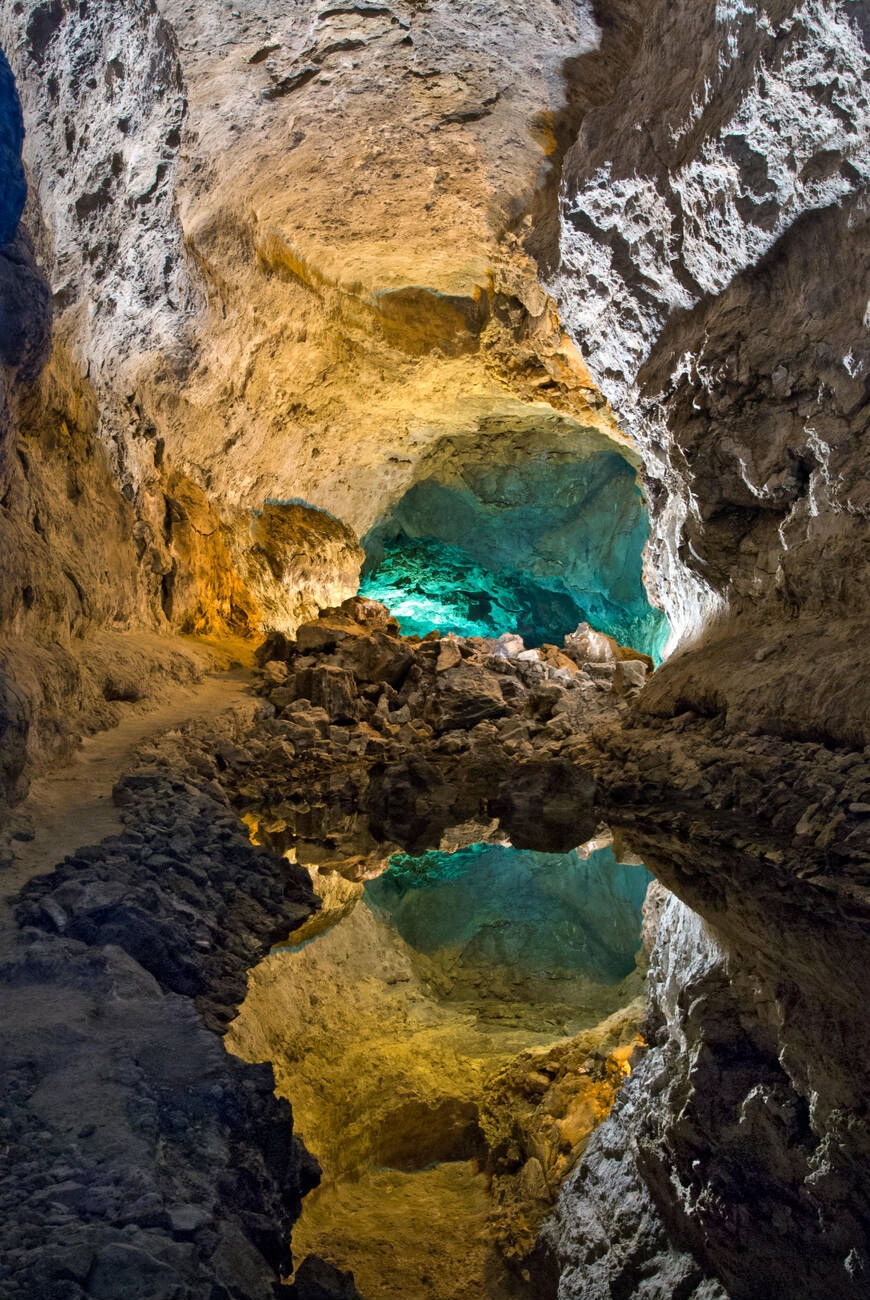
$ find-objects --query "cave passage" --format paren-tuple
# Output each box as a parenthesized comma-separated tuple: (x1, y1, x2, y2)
(359, 447, 669, 660)
(230, 839, 651, 1300)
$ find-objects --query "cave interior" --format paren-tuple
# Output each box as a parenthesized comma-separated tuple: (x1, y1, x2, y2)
(0, 2, 869, 1300)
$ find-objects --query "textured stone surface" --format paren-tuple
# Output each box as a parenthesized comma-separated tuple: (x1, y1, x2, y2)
(537, 14, 870, 1289)
(0, 744, 323, 1299)
(538, 696, 870, 1298)
(552, 0, 870, 650)
(1, 2, 869, 1298)
(0, 0, 630, 557)
(0, 45, 24, 245)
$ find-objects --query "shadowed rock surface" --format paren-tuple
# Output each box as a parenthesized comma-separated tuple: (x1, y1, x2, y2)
(1, 761, 324, 1299)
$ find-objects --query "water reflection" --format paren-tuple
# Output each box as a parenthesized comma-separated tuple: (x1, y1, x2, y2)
(229, 838, 651, 1300)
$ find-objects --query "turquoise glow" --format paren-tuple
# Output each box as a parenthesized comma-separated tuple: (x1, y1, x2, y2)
(359, 457, 669, 659)
(359, 533, 668, 658)
(364, 842, 652, 985)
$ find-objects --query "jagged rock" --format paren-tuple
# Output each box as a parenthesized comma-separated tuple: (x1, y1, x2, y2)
(435, 637, 463, 672)
(289, 1255, 363, 1300)
(294, 665, 359, 723)
(426, 661, 510, 732)
(0, 2, 868, 1298)
(564, 624, 615, 665)
(481, 1001, 644, 1263)
(493, 633, 525, 660)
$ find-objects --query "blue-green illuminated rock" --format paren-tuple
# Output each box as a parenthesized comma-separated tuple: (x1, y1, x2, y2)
(359, 534, 590, 645)
(359, 453, 669, 659)
(364, 842, 652, 987)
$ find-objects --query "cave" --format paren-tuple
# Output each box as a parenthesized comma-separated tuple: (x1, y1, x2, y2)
(1, 4, 869, 1300)
(358, 434, 669, 658)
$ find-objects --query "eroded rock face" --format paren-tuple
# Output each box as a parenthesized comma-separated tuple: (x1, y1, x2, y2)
(0, 0, 659, 799)
(537, 691, 870, 1298)
(552, 0, 870, 650)
(0, 0, 632, 543)
(539, 16, 870, 1290)
(1, 3, 869, 1299)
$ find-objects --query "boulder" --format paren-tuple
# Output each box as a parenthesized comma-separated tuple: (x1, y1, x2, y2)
(615, 659, 648, 695)
(493, 633, 525, 659)
(86, 1243, 181, 1300)
(435, 638, 463, 672)
(563, 623, 615, 665)
(333, 630, 413, 687)
(426, 661, 509, 732)
(289, 1254, 363, 1300)
(255, 630, 296, 665)
(294, 665, 358, 723)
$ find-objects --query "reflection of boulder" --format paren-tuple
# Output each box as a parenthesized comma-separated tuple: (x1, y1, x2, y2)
(492, 757, 596, 852)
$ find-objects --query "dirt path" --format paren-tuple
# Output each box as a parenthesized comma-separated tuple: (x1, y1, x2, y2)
(0, 665, 256, 902)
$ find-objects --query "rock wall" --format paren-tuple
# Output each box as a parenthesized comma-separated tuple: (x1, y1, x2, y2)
(545, 854, 870, 1299)
(0, 50, 364, 800)
(0, 0, 632, 534)
(1, 1, 869, 1297)
(0, 0, 661, 797)
(540, 4, 870, 1295)
(552, 0, 870, 653)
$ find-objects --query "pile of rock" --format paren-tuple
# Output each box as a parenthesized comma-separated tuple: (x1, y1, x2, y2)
(237, 597, 652, 864)
(256, 598, 652, 744)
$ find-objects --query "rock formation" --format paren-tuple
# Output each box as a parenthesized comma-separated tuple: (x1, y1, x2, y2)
(0, 0, 869, 1298)
(536, 6, 870, 1297)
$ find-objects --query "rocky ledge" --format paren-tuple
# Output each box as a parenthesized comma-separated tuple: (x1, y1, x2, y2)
(0, 760, 356, 1300)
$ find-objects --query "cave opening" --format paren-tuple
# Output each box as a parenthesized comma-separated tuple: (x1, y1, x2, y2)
(358, 440, 669, 661)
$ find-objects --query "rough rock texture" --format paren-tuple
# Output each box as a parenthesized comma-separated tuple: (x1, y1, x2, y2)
(237, 598, 650, 866)
(543, 897, 732, 1300)
(481, 1001, 643, 1265)
(0, 625, 648, 1300)
(534, 9, 870, 1295)
(2, 2, 870, 1298)
(553, 0, 870, 651)
(0, 0, 636, 539)
(0, 0, 664, 796)
(0, 750, 327, 1299)
(538, 696, 870, 1298)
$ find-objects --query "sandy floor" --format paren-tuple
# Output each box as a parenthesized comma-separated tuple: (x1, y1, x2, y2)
(0, 646, 257, 904)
